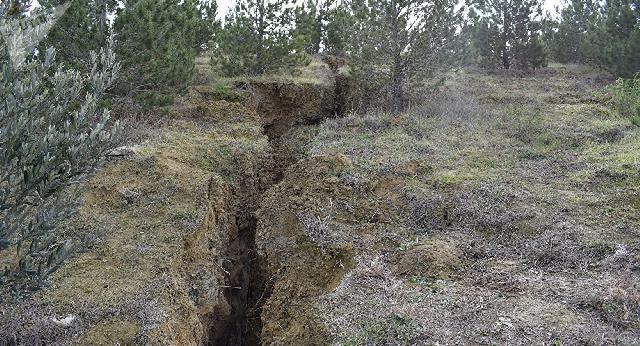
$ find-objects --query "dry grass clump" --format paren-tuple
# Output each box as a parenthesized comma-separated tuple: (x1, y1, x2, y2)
(427, 182, 528, 234)
(406, 90, 490, 121)
(394, 236, 464, 280)
(598, 271, 640, 329)
(296, 200, 353, 250)
(318, 255, 426, 346)
(270, 124, 320, 178)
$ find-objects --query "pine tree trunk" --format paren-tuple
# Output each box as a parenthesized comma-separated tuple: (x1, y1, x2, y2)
(502, 47, 510, 69)
(390, 0, 403, 115)
(391, 56, 404, 115)
(97, 0, 108, 43)
(502, 5, 511, 69)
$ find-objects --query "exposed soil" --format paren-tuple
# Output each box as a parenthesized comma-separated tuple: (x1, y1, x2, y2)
(208, 73, 345, 345)
(0, 58, 347, 346)
(209, 216, 263, 346)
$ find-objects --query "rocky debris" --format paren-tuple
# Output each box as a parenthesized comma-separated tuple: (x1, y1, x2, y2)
(108, 144, 143, 157)
(50, 315, 76, 327)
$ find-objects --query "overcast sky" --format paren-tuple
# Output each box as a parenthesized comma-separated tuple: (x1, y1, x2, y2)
(215, 0, 565, 18)
(31, 0, 565, 19)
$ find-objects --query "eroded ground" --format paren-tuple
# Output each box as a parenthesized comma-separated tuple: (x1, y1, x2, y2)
(256, 67, 640, 344)
(1, 65, 639, 345)
(0, 88, 274, 344)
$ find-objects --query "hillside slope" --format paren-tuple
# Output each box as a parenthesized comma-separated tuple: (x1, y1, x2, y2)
(1, 65, 638, 345)
(255, 67, 640, 344)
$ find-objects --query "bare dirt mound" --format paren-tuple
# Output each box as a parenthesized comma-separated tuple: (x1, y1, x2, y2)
(236, 81, 336, 139)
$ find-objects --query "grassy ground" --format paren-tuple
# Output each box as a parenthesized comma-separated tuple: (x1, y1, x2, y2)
(2, 62, 638, 345)
(195, 54, 334, 88)
(256, 66, 640, 344)
(0, 87, 272, 344)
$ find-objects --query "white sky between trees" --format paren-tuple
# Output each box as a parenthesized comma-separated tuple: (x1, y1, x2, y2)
(215, 0, 565, 18)
(29, 0, 565, 24)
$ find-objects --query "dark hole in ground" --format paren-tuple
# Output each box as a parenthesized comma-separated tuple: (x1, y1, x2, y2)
(265, 115, 327, 184)
(209, 71, 348, 345)
(208, 216, 269, 346)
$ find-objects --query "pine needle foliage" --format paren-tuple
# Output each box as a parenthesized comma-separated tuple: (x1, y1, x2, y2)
(213, 0, 307, 76)
(545, 0, 638, 77)
(38, 0, 116, 72)
(346, 0, 462, 114)
(466, 0, 548, 70)
(113, 0, 202, 104)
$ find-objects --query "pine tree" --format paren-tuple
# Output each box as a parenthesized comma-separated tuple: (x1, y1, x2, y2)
(467, 0, 547, 69)
(39, 0, 115, 71)
(195, 0, 221, 51)
(464, 9, 502, 68)
(517, 34, 547, 68)
(596, 0, 640, 77)
(347, 0, 461, 113)
(547, 0, 639, 77)
(213, 0, 303, 76)
(539, 11, 558, 56)
(323, 1, 353, 55)
(113, 0, 202, 103)
(0, 5, 120, 287)
(291, 0, 343, 55)
(293, 0, 323, 54)
(551, 0, 598, 63)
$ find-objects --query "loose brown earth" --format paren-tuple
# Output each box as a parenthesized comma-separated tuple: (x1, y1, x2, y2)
(1, 63, 639, 345)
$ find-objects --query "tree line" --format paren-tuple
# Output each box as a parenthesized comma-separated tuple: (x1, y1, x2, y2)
(3, 0, 638, 109)
(545, 0, 640, 78)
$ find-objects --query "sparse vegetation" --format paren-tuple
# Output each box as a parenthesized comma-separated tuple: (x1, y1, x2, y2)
(608, 77, 640, 125)
(1, 0, 640, 344)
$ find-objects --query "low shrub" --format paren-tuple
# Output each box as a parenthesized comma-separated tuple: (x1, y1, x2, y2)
(608, 77, 640, 125)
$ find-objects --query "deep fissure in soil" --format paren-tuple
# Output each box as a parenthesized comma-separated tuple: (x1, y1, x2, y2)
(207, 126, 315, 346)
(210, 120, 317, 345)
(209, 126, 323, 345)
(209, 74, 347, 345)
(265, 115, 326, 183)
(209, 215, 266, 346)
